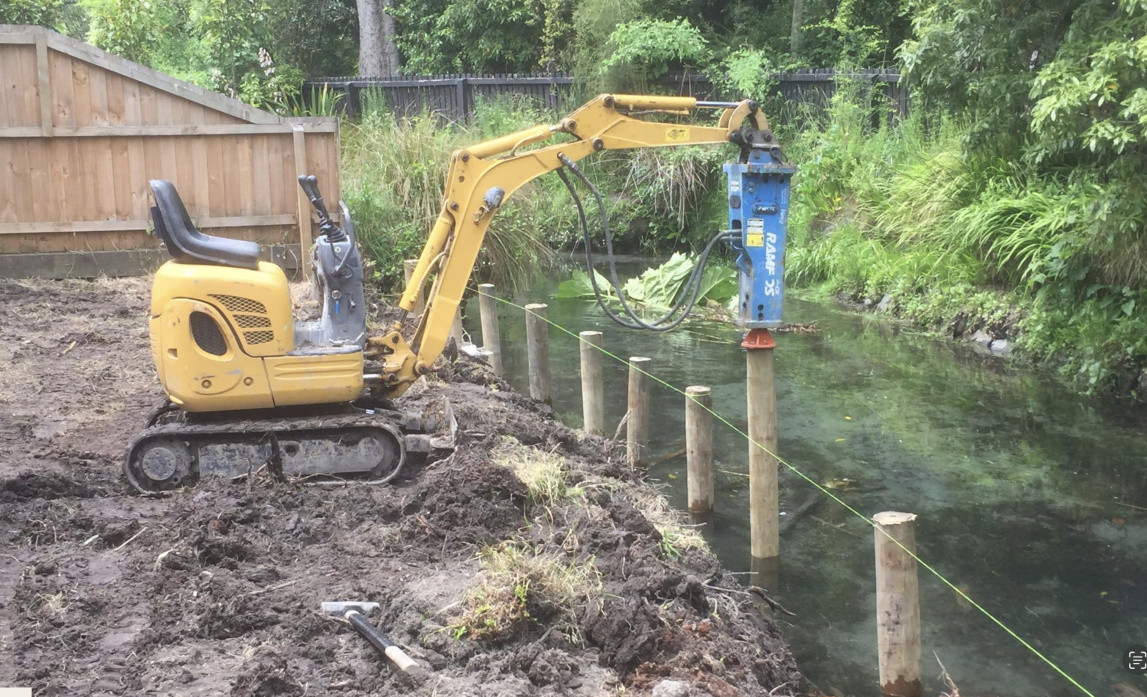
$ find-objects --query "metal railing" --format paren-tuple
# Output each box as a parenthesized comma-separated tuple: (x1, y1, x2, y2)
(304, 69, 908, 122)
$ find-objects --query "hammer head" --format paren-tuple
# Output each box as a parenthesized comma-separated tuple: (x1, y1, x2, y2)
(321, 601, 379, 616)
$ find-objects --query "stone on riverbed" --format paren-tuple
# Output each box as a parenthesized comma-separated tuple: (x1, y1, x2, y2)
(990, 339, 1010, 357)
(970, 330, 993, 348)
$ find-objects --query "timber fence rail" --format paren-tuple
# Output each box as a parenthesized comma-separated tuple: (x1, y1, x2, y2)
(304, 69, 908, 122)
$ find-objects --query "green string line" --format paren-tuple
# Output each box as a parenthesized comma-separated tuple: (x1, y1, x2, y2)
(472, 287, 1096, 697)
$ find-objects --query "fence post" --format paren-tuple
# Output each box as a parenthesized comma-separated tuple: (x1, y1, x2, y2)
(477, 283, 502, 375)
(454, 77, 469, 122)
(579, 331, 604, 436)
(626, 357, 651, 467)
(402, 259, 425, 314)
(450, 308, 465, 347)
(745, 331, 779, 561)
(292, 125, 312, 281)
(525, 303, 551, 404)
(348, 83, 362, 120)
(686, 386, 713, 515)
(874, 511, 922, 697)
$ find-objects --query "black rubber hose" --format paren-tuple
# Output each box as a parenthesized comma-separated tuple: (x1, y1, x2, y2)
(555, 157, 734, 331)
(557, 155, 733, 329)
(562, 168, 730, 331)
(557, 160, 703, 327)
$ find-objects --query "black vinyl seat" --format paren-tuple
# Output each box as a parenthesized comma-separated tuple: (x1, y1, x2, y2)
(149, 180, 261, 270)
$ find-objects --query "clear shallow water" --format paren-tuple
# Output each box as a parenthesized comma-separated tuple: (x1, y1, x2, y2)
(462, 269, 1147, 697)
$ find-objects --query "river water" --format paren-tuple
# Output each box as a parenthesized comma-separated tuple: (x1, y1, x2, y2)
(461, 269, 1147, 697)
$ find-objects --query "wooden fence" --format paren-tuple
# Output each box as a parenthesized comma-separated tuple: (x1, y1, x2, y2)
(304, 69, 907, 122)
(0, 25, 341, 279)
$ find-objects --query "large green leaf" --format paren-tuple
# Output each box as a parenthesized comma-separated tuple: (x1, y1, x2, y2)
(558, 256, 738, 319)
(554, 268, 614, 299)
(622, 254, 737, 309)
(623, 253, 695, 306)
(696, 264, 738, 303)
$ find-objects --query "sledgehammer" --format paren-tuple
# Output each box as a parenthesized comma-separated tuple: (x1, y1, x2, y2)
(321, 601, 426, 681)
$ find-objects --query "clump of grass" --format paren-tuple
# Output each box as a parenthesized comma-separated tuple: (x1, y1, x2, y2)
(340, 103, 558, 293)
(492, 437, 582, 505)
(625, 485, 706, 559)
(449, 542, 601, 641)
(33, 592, 68, 618)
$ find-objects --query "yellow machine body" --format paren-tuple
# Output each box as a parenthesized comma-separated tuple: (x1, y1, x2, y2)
(149, 260, 364, 412)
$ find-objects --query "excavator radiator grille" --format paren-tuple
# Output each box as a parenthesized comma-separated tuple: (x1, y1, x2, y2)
(233, 314, 272, 328)
(243, 330, 275, 345)
(209, 294, 267, 314)
(190, 311, 228, 356)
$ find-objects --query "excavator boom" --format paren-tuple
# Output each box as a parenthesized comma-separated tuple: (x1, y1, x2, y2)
(370, 94, 783, 398)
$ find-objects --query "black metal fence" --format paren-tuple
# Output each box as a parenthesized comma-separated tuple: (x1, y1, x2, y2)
(304, 69, 908, 123)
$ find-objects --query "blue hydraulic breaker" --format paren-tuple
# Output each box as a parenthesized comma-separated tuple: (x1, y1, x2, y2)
(725, 147, 796, 329)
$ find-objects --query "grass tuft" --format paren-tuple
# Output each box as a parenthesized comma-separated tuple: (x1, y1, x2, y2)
(492, 437, 582, 505)
(449, 542, 601, 641)
(625, 486, 706, 558)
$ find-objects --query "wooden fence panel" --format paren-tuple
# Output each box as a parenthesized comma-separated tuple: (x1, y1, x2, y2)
(0, 25, 340, 279)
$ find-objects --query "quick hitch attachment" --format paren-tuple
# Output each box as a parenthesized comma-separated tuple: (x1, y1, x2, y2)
(725, 147, 795, 329)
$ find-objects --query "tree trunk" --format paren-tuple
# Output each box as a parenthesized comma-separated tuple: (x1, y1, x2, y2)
(381, 0, 401, 76)
(357, 0, 400, 76)
(790, 0, 804, 58)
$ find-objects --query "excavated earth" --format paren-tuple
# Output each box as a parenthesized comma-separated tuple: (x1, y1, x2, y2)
(0, 276, 802, 696)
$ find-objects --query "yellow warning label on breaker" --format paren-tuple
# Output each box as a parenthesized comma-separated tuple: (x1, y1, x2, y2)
(746, 218, 765, 247)
(666, 127, 690, 142)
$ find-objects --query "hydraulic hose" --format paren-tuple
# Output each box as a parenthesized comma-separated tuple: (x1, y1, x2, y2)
(555, 155, 734, 331)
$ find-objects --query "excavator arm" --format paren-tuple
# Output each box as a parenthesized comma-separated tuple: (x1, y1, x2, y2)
(367, 94, 779, 398)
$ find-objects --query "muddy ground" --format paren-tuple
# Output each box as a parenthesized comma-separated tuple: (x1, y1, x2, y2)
(0, 276, 802, 696)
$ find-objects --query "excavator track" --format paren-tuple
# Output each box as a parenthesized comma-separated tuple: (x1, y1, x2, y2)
(124, 410, 414, 494)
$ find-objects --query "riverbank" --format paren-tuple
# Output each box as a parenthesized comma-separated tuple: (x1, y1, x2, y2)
(780, 104, 1147, 403)
(791, 279, 1147, 401)
(0, 276, 801, 696)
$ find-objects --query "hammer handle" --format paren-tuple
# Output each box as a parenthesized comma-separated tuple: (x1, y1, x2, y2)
(346, 612, 423, 676)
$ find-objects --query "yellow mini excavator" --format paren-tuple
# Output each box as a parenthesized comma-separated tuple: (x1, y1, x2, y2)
(125, 94, 790, 493)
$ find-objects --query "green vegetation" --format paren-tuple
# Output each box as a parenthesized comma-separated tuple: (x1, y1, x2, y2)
(7, 0, 1146, 396)
(339, 99, 564, 291)
(449, 542, 600, 641)
(778, 0, 1147, 396)
(2, 0, 357, 106)
(492, 437, 583, 505)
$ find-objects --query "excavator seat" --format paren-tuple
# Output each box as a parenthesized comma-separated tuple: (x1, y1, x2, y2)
(149, 179, 260, 269)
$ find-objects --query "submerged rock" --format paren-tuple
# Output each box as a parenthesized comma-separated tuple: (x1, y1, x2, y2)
(970, 330, 993, 348)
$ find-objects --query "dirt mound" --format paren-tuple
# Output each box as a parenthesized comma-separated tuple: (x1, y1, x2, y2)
(0, 277, 802, 696)
(0, 472, 98, 501)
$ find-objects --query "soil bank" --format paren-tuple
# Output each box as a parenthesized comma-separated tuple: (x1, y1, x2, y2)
(0, 276, 802, 696)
